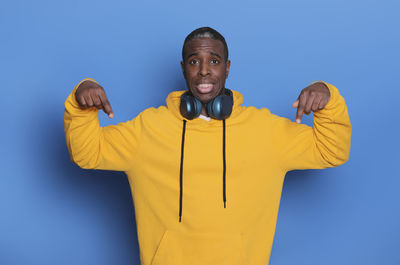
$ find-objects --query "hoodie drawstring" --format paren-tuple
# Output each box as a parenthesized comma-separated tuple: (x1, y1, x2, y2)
(222, 119, 227, 208)
(178, 119, 227, 222)
(179, 120, 187, 222)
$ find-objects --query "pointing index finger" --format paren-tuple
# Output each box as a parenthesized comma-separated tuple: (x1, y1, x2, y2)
(98, 93, 114, 119)
(296, 94, 306, 123)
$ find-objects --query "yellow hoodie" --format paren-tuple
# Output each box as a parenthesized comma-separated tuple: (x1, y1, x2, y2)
(64, 78, 351, 265)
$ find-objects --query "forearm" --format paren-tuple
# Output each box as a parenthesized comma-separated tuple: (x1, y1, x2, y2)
(64, 78, 103, 169)
(312, 81, 352, 166)
(275, 81, 352, 171)
(64, 78, 142, 171)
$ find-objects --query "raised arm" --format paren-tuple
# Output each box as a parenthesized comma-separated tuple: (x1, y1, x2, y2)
(271, 81, 352, 172)
(64, 78, 142, 171)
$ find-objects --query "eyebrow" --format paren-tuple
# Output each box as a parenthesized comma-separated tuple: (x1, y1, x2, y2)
(187, 52, 222, 60)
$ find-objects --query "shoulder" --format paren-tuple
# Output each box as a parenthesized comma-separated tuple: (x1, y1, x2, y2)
(239, 105, 296, 129)
(239, 105, 274, 120)
(134, 105, 171, 122)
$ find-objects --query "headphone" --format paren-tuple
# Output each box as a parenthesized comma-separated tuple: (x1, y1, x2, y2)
(180, 88, 234, 120)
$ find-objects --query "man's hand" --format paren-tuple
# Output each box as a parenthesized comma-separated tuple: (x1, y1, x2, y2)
(292, 82, 330, 124)
(75, 80, 114, 119)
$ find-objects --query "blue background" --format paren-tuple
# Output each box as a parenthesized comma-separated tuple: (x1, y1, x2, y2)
(1, 0, 399, 264)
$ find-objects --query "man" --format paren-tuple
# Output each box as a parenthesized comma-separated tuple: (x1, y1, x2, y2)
(64, 27, 351, 265)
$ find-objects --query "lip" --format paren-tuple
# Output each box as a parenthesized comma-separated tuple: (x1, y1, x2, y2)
(196, 80, 214, 84)
(195, 83, 214, 94)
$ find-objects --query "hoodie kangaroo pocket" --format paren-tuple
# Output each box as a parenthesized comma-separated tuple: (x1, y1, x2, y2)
(150, 230, 248, 265)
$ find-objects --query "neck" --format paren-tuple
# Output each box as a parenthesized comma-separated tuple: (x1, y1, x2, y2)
(201, 103, 208, 117)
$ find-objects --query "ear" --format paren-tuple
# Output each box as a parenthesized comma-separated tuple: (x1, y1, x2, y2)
(225, 60, 231, 79)
(181, 61, 186, 78)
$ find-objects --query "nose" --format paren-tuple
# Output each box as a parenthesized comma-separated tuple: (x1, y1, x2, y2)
(199, 62, 210, 77)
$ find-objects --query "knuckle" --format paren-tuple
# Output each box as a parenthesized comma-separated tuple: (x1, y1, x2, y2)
(95, 87, 104, 93)
(89, 88, 97, 94)
(97, 86, 105, 93)
(90, 86, 101, 93)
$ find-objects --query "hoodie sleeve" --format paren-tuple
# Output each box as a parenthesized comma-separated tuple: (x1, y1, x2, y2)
(64, 78, 142, 171)
(271, 81, 352, 172)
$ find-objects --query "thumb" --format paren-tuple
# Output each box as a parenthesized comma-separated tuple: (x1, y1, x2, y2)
(292, 99, 299, 108)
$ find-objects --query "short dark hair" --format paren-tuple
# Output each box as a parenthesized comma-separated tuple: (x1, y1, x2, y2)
(182, 27, 229, 62)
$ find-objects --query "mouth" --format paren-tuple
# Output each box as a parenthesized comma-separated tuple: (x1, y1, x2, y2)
(195, 83, 214, 94)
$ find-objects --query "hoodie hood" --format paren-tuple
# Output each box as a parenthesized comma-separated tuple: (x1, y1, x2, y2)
(164, 89, 245, 222)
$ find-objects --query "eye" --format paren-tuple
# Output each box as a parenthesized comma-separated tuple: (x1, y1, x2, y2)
(210, 59, 219, 64)
(189, 59, 198, 65)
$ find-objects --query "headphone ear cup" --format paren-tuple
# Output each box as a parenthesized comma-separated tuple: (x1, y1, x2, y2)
(180, 92, 202, 120)
(206, 98, 214, 118)
(207, 89, 234, 120)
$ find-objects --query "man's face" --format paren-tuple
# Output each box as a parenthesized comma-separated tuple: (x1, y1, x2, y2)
(181, 38, 231, 104)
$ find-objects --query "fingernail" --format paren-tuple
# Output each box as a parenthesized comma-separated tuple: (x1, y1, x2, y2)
(109, 113, 114, 119)
(296, 119, 301, 123)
